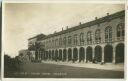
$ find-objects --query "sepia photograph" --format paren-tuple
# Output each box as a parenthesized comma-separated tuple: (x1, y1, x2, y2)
(0, 2, 1, 80)
(4, 3, 125, 78)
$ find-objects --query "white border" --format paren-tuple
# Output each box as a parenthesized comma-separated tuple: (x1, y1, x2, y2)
(2, 0, 126, 3)
(2, 0, 127, 81)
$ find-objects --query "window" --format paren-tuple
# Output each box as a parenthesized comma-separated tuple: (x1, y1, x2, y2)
(52, 40, 54, 47)
(59, 38, 62, 46)
(87, 31, 93, 44)
(117, 23, 124, 38)
(68, 36, 72, 45)
(49, 40, 51, 48)
(80, 33, 84, 45)
(105, 26, 112, 42)
(95, 29, 101, 44)
(46, 41, 48, 48)
(74, 34, 78, 45)
(63, 37, 66, 45)
(55, 39, 58, 47)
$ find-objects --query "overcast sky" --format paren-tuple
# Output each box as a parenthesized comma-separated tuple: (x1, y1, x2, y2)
(4, 3, 125, 57)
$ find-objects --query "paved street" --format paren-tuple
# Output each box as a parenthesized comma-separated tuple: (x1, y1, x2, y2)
(5, 63, 124, 78)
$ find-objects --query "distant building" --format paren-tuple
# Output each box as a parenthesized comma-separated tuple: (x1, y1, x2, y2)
(28, 10, 125, 64)
(28, 34, 46, 62)
(18, 49, 30, 63)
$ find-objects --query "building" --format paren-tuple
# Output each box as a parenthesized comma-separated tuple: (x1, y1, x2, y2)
(28, 34, 46, 62)
(28, 10, 125, 64)
(18, 49, 30, 63)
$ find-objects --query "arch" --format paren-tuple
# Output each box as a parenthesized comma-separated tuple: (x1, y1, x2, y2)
(45, 51, 49, 60)
(86, 46, 93, 62)
(55, 50, 58, 61)
(68, 48, 72, 61)
(40, 51, 43, 60)
(104, 45, 113, 62)
(73, 48, 78, 62)
(116, 43, 124, 63)
(63, 49, 67, 61)
(79, 47, 85, 62)
(42, 51, 45, 60)
(94, 45, 102, 62)
(52, 50, 55, 60)
(35, 51, 38, 60)
(59, 49, 62, 61)
(49, 50, 52, 60)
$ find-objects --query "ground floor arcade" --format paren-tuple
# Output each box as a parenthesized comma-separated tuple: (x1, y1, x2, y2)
(30, 42, 124, 64)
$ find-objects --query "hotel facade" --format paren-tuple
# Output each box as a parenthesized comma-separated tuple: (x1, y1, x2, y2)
(28, 10, 125, 64)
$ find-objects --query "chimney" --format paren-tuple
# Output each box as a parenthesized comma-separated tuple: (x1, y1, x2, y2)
(54, 31, 56, 33)
(107, 13, 109, 16)
(66, 26, 68, 30)
(79, 22, 82, 25)
(62, 28, 63, 31)
(95, 17, 98, 20)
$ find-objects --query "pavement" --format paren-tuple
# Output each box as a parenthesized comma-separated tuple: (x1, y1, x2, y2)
(42, 60, 124, 71)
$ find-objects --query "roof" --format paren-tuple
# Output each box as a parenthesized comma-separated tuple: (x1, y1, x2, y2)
(42, 10, 125, 40)
(29, 10, 125, 41)
(28, 33, 46, 40)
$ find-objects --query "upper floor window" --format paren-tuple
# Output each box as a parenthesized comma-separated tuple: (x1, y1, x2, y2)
(55, 39, 58, 47)
(49, 40, 51, 48)
(74, 34, 78, 45)
(46, 41, 48, 48)
(59, 38, 62, 46)
(68, 36, 72, 45)
(105, 26, 112, 43)
(63, 37, 66, 45)
(95, 29, 101, 44)
(117, 23, 124, 38)
(87, 31, 93, 44)
(80, 33, 84, 45)
(52, 40, 54, 47)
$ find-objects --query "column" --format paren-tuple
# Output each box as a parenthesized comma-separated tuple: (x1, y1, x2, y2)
(33, 51, 35, 60)
(101, 47, 104, 63)
(112, 45, 116, 64)
(38, 51, 40, 60)
(92, 47, 95, 60)
(62, 49, 64, 62)
(84, 47, 86, 62)
(66, 49, 68, 62)
(77, 48, 79, 62)
(71, 48, 73, 62)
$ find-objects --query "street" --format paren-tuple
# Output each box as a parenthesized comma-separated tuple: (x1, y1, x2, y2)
(5, 63, 124, 78)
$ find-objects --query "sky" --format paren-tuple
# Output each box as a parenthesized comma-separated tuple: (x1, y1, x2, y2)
(4, 3, 125, 57)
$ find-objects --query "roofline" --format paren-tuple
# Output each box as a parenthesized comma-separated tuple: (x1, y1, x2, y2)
(42, 10, 125, 40)
(28, 33, 46, 40)
(29, 10, 125, 41)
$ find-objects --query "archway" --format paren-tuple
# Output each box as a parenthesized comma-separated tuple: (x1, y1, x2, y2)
(45, 51, 49, 60)
(116, 43, 124, 63)
(59, 49, 62, 61)
(73, 48, 78, 62)
(79, 47, 85, 62)
(86, 46, 92, 62)
(68, 48, 72, 61)
(104, 45, 113, 62)
(55, 50, 58, 61)
(52, 50, 54, 60)
(95, 46, 102, 62)
(63, 49, 67, 61)
(49, 50, 52, 60)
